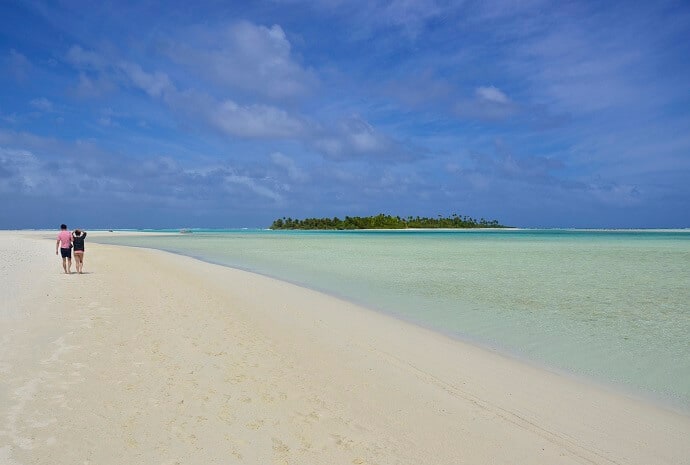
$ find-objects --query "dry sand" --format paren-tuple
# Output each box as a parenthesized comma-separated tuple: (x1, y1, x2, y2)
(1, 231, 689, 465)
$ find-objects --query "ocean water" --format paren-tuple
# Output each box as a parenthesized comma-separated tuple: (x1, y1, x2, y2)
(92, 229, 690, 410)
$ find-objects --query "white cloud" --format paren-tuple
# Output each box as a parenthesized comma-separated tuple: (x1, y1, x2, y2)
(64, 45, 311, 141)
(210, 100, 305, 138)
(0, 129, 295, 213)
(0, 131, 137, 197)
(381, 0, 445, 36)
(66, 45, 107, 70)
(475, 86, 510, 104)
(0, 147, 48, 192)
(500, 5, 662, 114)
(271, 152, 309, 182)
(29, 98, 53, 112)
(278, 0, 447, 39)
(0, 112, 20, 124)
(311, 116, 400, 160)
(351, 131, 386, 152)
(118, 62, 174, 98)
(73, 72, 114, 98)
(65, 46, 174, 99)
(166, 21, 317, 99)
(223, 173, 283, 202)
(454, 86, 517, 120)
(61, 44, 409, 161)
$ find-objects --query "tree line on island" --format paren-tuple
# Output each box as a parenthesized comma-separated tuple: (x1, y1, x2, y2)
(270, 213, 507, 230)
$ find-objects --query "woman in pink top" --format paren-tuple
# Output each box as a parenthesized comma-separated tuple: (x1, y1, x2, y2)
(55, 224, 73, 274)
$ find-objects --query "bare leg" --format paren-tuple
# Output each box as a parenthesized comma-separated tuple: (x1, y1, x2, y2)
(62, 257, 68, 274)
(67, 257, 72, 274)
(75, 253, 84, 273)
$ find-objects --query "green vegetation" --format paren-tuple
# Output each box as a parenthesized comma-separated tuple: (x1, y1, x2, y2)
(270, 213, 507, 230)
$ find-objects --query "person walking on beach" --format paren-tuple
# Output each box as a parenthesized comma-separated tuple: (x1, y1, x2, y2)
(56, 224, 72, 274)
(72, 229, 87, 274)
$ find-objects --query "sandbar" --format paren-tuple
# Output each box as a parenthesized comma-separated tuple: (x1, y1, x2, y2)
(1, 231, 689, 464)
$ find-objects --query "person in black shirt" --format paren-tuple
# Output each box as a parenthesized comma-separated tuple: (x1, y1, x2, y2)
(72, 229, 87, 274)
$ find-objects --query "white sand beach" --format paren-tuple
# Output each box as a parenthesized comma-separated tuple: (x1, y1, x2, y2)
(1, 231, 689, 465)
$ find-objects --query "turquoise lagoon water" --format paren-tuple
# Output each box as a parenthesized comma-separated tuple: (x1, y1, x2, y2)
(92, 229, 690, 410)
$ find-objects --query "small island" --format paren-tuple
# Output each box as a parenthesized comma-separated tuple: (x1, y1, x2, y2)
(270, 213, 507, 230)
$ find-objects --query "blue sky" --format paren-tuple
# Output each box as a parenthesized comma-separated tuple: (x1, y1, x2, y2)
(1, 0, 689, 228)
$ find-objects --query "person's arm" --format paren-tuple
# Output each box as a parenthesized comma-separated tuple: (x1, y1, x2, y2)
(56, 237, 60, 255)
(82, 231, 87, 238)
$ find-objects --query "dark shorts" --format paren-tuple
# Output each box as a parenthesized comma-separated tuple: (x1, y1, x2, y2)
(60, 247, 72, 258)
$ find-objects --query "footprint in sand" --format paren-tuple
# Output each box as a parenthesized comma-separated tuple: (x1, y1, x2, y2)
(272, 437, 290, 454)
(331, 433, 355, 451)
(246, 419, 264, 430)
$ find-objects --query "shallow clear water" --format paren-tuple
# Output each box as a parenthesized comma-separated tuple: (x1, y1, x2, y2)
(93, 229, 690, 409)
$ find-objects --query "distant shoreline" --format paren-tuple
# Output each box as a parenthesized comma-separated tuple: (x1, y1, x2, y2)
(4, 227, 690, 234)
